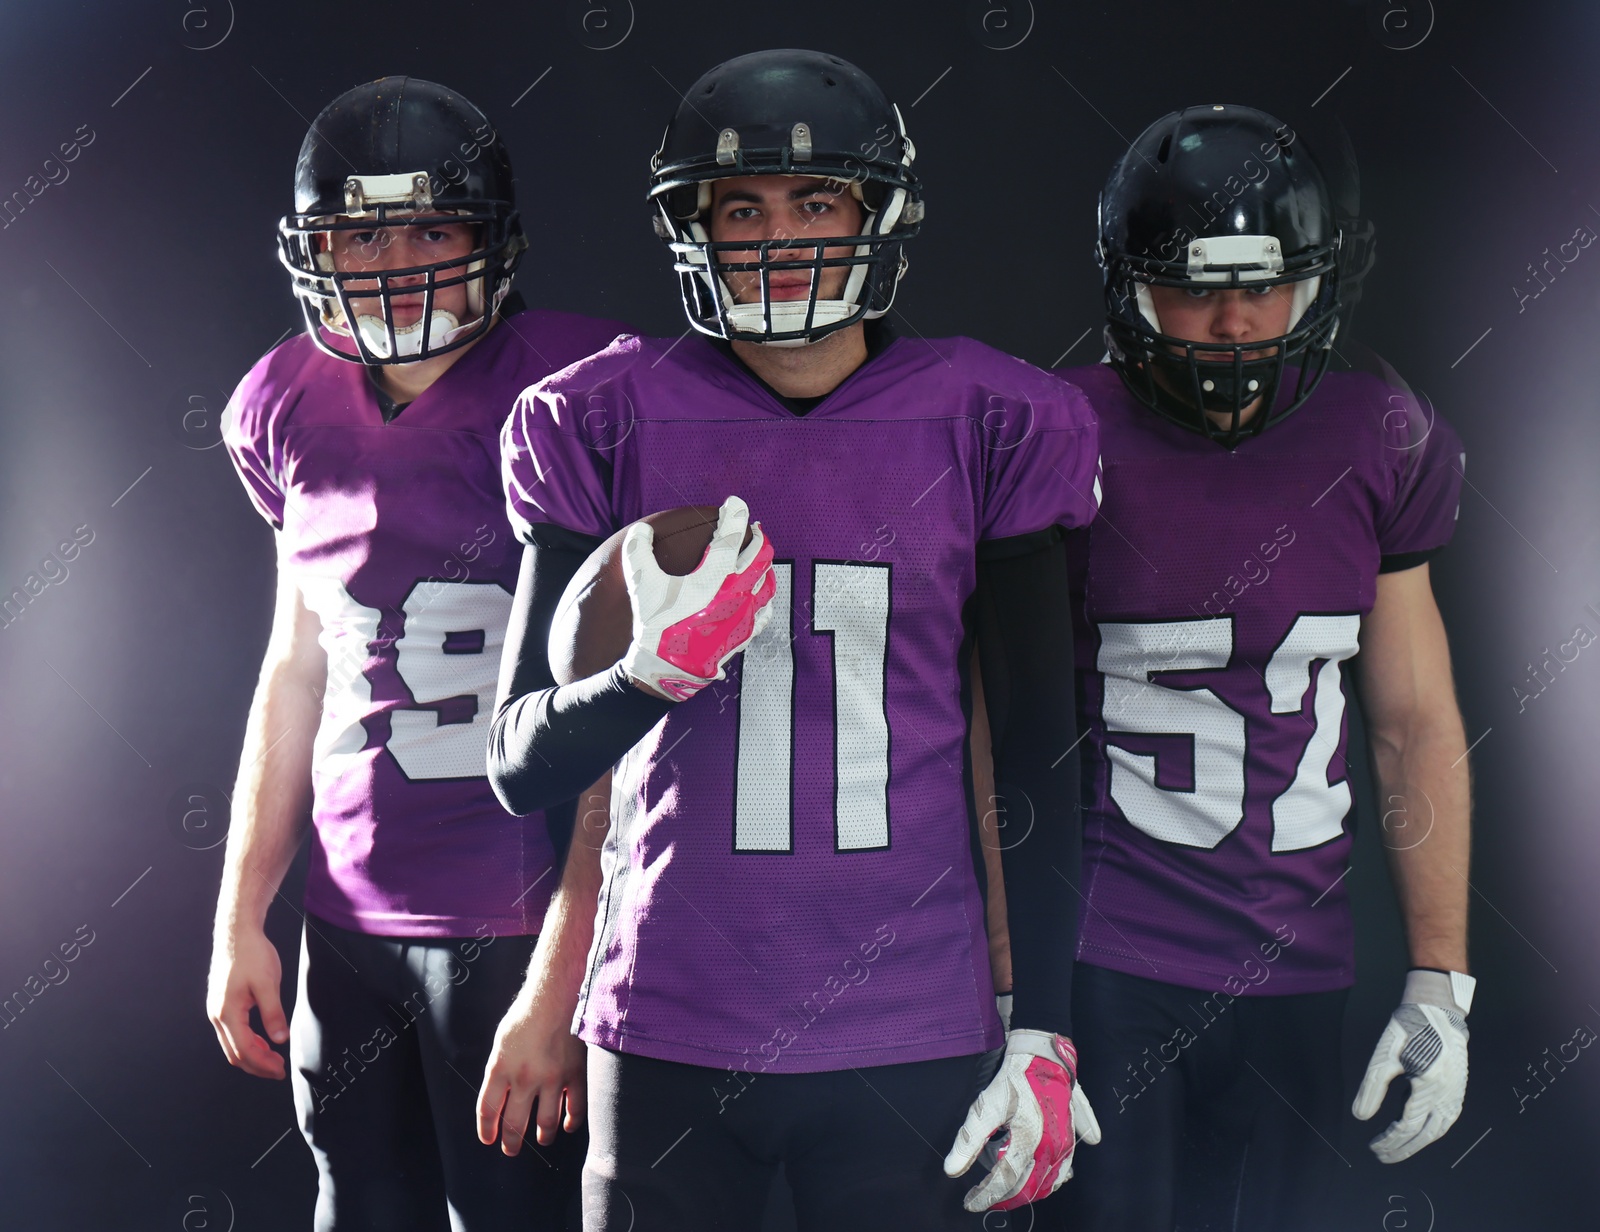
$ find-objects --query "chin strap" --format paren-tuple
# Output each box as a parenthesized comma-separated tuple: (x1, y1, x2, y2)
(353, 309, 468, 359)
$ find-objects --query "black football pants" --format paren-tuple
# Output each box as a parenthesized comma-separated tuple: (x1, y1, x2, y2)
(289, 914, 584, 1231)
(1037, 964, 1348, 1232)
(582, 1045, 995, 1232)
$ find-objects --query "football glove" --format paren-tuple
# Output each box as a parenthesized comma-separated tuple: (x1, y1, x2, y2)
(1353, 969, 1474, 1163)
(944, 1030, 1101, 1212)
(620, 495, 776, 701)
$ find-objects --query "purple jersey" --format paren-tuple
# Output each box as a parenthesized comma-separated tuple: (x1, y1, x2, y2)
(1064, 363, 1463, 994)
(503, 334, 1100, 1072)
(225, 310, 626, 937)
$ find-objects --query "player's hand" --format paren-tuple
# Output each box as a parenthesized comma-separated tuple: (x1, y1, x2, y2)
(944, 1030, 1101, 1212)
(1353, 970, 1474, 1163)
(206, 925, 289, 1080)
(477, 989, 587, 1155)
(620, 494, 776, 701)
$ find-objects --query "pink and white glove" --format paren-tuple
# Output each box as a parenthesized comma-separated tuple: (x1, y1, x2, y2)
(943, 1031, 1101, 1212)
(620, 495, 776, 701)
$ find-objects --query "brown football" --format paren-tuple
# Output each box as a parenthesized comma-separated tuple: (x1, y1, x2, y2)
(547, 505, 754, 686)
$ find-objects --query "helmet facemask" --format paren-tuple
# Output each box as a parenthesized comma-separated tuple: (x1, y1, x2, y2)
(279, 175, 524, 365)
(1104, 232, 1341, 447)
(660, 159, 915, 347)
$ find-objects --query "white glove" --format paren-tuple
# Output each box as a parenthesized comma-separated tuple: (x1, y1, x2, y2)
(944, 1030, 1101, 1212)
(1353, 969, 1474, 1163)
(619, 495, 776, 701)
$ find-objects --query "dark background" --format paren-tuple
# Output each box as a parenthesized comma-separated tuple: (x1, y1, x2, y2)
(1, 1, 1596, 1228)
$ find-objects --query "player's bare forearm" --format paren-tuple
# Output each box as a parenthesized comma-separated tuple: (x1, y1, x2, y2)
(1358, 565, 1471, 972)
(215, 669, 319, 932)
(478, 773, 611, 1151)
(214, 562, 324, 938)
(1370, 710, 1470, 971)
(526, 772, 610, 1004)
(207, 556, 324, 1079)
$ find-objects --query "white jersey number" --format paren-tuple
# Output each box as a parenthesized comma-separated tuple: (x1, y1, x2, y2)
(733, 562, 891, 853)
(1097, 614, 1360, 851)
(299, 576, 514, 781)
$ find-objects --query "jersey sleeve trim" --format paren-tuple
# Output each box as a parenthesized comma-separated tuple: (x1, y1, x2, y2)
(977, 525, 1063, 561)
(1378, 547, 1439, 574)
(526, 522, 606, 555)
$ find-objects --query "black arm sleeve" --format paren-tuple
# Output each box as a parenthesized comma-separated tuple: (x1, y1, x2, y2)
(487, 530, 673, 818)
(974, 528, 1081, 1037)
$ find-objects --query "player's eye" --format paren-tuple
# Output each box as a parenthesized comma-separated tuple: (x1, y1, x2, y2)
(1184, 287, 1213, 299)
(1247, 284, 1276, 297)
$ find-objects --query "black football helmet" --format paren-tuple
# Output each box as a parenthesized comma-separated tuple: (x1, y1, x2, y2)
(1098, 104, 1342, 445)
(278, 77, 527, 365)
(1326, 122, 1376, 339)
(648, 49, 923, 346)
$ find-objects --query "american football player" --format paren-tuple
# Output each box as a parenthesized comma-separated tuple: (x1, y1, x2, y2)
(476, 48, 1103, 1231)
(207, 77, 626, 1231)
(1044, 105, 1473, 1231)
